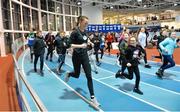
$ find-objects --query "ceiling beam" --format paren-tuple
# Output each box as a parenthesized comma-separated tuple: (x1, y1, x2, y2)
(80, 0, 140, 8)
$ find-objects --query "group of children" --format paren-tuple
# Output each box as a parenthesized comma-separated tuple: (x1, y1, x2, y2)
(27, 15, 180, 107)
(115, 27, 180, 95)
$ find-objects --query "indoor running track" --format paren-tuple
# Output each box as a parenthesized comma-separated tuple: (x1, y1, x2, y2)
(18, 49, 180, 111)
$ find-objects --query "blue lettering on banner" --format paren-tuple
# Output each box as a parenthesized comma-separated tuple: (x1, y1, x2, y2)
(87, 24, 122, 33)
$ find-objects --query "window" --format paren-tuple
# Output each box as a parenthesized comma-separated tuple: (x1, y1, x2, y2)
(41, 12, 48, 31)
(79, 7, 82, 16)
(49, 14, 56, 31)
(64, 0, 70, 4)
(65, 5, 71, 15)
(48, 0, 55, 12)
(22, 0, 29, 5)
(41, 0, 47, 11)
(72, 6, 78, 15)
(65, 16, 71, 31)
(23, 6, 31, 31)
(56, 3, 63, 14)
(12, 2, 22, 30)
(32, 10, 39, 30)
(31, 0, 37, 8)
(4, 32, 13, 53)
(56, 0, 62, 2)
(14, 33, 22, 40)
(57, 15, 63, 31)
(1, 0, 11, 29)
(72, 17, 77, 28)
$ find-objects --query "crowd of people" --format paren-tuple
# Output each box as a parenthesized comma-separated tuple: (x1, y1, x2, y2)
(26, 15, 180, 107)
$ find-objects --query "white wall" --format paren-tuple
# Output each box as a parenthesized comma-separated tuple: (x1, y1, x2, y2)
(82, 6, 103, 24)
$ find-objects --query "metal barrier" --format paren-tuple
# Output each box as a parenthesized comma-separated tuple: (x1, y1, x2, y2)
(12, 38, 47, 111)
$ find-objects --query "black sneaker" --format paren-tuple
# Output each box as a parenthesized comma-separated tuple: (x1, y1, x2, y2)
(46, 56, 48, 60)
(50, 59, 52, 62)
(40, 70, 44, 76)
(95, 71, 98, 74)
(156, 69, 163, 78)
(96, 62, 101, 66)
(115, 71, 125, 79)
(115, 70, 121, 78)
(133, 88, 143, 95)
(145, 64, 151, 68)
(34, 68, 37, 72)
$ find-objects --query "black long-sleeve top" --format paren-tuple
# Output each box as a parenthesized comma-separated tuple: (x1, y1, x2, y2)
(125, 45, 142, 67)
(69, 28, 88, 56)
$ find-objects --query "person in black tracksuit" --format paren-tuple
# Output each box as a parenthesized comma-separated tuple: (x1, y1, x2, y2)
(65, 16, 100, 106)
(45, 30, 55, 61)
(151, 29, 167, 61)
(121, 37, 143, 95)
(33, 31, 46, 75)
(99, 32, 105, 59)
(54, 31, 68, 74)
(92, 31, 101, 66)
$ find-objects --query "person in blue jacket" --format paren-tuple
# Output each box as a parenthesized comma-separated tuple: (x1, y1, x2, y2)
(27, 28, 36, 63)
(156, 32, 180, 78)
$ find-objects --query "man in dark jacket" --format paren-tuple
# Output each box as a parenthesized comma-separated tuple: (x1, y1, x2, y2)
(54, 31, 68, 74)
(33, 30, 46, 75)
(92, 31, 101, 66)
(151, 29, 168, 61)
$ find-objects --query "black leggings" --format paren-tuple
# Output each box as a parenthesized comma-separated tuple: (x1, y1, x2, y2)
(106, 42, 112, 54)
(29, 46, 34, 61)
(46, 46, 54, 59)
(94, 47, 100, 63)
(34, 54, 44, 71)
(138, 46, 148, 64)
(123, 66, 140, 89)
(69, 53, 94, 96)
(100, 48, 104, 59)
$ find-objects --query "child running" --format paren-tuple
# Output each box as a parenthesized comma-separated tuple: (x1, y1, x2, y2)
(118, 36, 144, 95)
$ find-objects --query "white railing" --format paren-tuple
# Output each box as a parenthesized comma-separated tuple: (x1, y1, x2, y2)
(12, 38, 47, 111)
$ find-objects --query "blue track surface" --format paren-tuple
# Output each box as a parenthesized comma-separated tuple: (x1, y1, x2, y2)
(18, 49, 180, 111)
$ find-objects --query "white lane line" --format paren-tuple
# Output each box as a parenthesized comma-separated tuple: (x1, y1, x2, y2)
(94, 78, 169, 112)
(64, 62, 169, 112)
(98, 75, 114, 80)
(97, 65, 180, 96)
(104, 54, 180, 73)
(44, 63, 103, 112)
(23, 50, 103, 111)
(101, 57, 180, 82)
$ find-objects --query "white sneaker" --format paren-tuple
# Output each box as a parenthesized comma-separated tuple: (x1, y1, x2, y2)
(57, 68, 60, 74)
(65, 73, 70, 82)
(91, 97, 100, 107)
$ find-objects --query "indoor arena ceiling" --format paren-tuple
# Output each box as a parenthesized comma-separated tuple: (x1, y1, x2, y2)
(70, 0, 180, 13)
